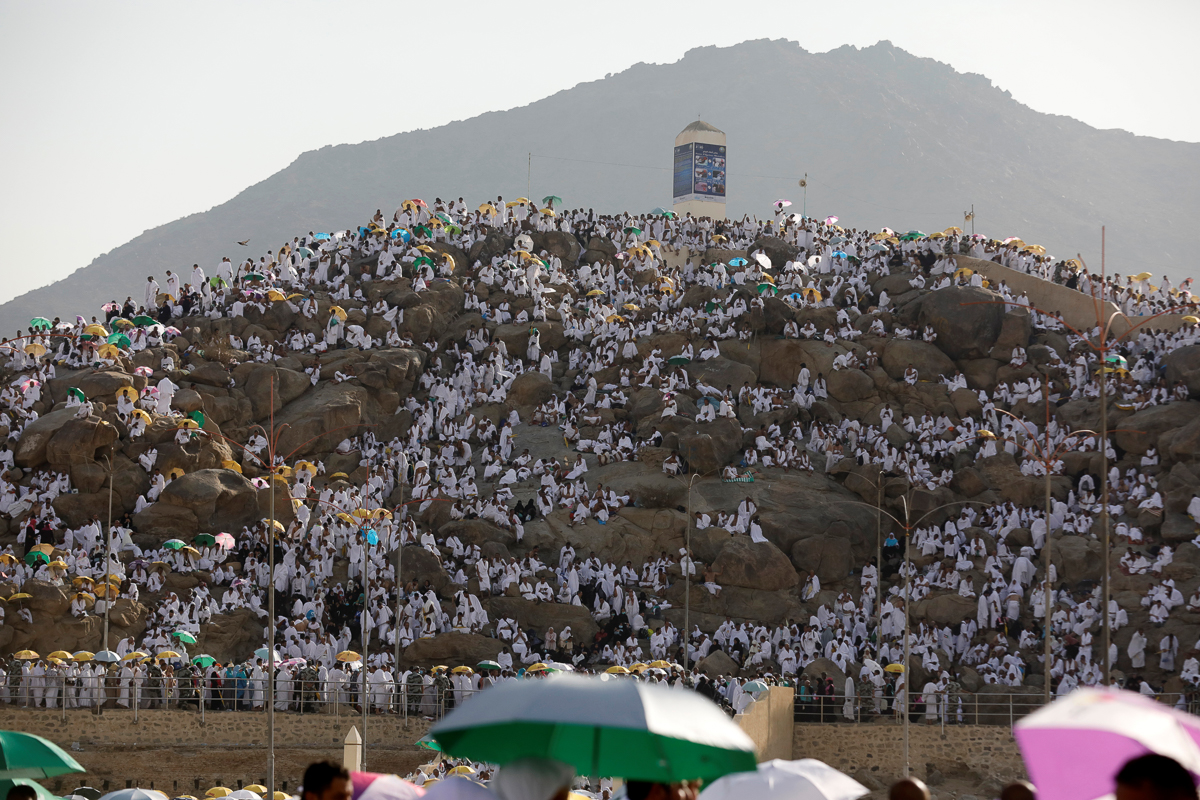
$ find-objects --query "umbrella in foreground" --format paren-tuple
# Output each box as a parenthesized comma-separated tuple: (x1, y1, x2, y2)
(0, 730, 85, 779)
(1014, 687, 1200, 800)
(700, 759, 867, 800)
(349, 771, 424, 800)
(429, 673, 756, 782)
(98, 790, 169, 800)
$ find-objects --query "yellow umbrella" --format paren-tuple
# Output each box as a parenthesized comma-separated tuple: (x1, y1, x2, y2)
(1025, 244, 1046, 255)
(48, 560, 68, 569)
(73, 651, 95, 662)
(604, 315, 626, 323)
(123, 651, 148, 661)
(244, 788, 268, 796)
(802, 288, 823, 301)
(273, 793, 290, 800)
(648, 660, 672, 668)
(94, 584, 119, 600)
(178, 418, 200, 430)
(448, 766, 476, 775)
(221, 460, 243, 474)
(156, 651, 182, 660)
(477, 204, 497, 216)
(267, 289, 288, 302)
(72, 576, 94, 587)
(47, 657, 65, 666)
(942, 226, 963, 235)
(206, 789, 232, 798)
(116, 385, 138, 401)
(585, 289, 605, 297)
(72, 593, 96, 608)
(111, 318, 133, 328)
(14, 650, 38, 660)
(629, 663, 648, 673)
(329, 306, 347, 322)
(97, 344, 121, 359)
(132, 409, 151, 423)
(885, 663, 905, 673)
(182, 546, 200, 556)
(48, 650, 72, 660)
(927, 232, 945, 239)
(0, 554, 16, 566)
(540, 208, 556, 216)
(759, 272, 776, 284)
(336, 650, 361, 662)
(1133, 271, 1154, 281)
(24, 343, 46, 357)
(270, 520, 285, 532)
(451, 666, 474, 675)
(83, 324, 108, 336)
(351, 508, 371, 519)
(710, 234, 727, 243)
(295, 461, 318, 475)
(30, 544, 54, 556)
(7, 593, 31, 602)
(605, 665, 629, 674)
(623, 304, 641, 311)
(441, 253, 455, 272)
(167, 467, 186, 480)
(954, 267, 973, 279)
(336, 512, 355, 524)
(1182, 315, 1199, 324)
(371, 508, 392, 520)
(416, 245, 435, 253)
(526, 663, 549, 673)
(328, 472, 349, 481)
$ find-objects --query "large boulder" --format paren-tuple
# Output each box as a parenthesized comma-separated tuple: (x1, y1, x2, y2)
(273, 382, 373, 457)
(14, 408, 84, 469)
(1115, 401, 1200, 455)
(686, 358, 756, 394)
(711, 536, 798, 592)
(403, 633, 503, 669)
(45, 417, 119, 470)
(826, 369, 875, 403)
(487, 596, 599, 642)
(881, 340, 957, 382)
(749, 237, 800, 270)
(697, 650, 740, 678)
(1164, 345, 1200, 399)
(677, 419, 743, 474)
(789, 535, 854, 582)
(132, 502, 200, 541)
(242, 366, 311, 421)
(914, 594, 978, 626)
(918, 286, 1005, 360)
(508, 372, 554, 408)
(158, 468, 261, 533)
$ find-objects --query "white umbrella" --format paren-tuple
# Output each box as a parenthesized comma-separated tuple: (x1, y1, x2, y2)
(98, 790, 169, 800)
(227, 792, 262, 800)
(700, 759, 867, 800)
(1014, 687, 1200, 800)
(752, 252, 772, 269)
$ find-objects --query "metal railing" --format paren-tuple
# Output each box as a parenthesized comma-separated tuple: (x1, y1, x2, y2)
(0, 675, 481, 722)
(791, 689, 1200, 726)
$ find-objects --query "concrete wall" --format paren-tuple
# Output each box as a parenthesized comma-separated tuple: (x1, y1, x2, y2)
(955, 255, 1189, 337)
(793, 722, 1027, 785)
(0, 708, 432, 793)
(735, 686, 795, 762)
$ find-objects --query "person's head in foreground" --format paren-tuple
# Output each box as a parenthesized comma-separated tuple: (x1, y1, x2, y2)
(6, 785, 38, 800)
(626, 779, 700, 800)
(1117, 755, 1199, 800)
(889, 777, 930, 800)
(303, 760, 352, 800)
(493, 757, 576, 800)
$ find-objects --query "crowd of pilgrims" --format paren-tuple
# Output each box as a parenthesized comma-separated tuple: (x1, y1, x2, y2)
(0, 195, 1198, 716)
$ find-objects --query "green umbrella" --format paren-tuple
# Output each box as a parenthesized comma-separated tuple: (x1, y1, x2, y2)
(542, 196, 562, 206)
(0, 729, 85, 780)
(172, 630, 197, 644)
(208, 277, 228, 288)
(132, 315, 156, 327)
(756, 282, 778, 296)
(24, 551, 49, 567)
(476, 660, 502, 671)
(416, 733, 442, 752)
(413, 256, 434, 269)
(429, 674, 756, 783)
(106, 332, 131, 348)
(191, 654, 215, 668)
(244, 272, 265, 282)
(704, 301, 724, 313)
(413, 225, 431, 238)
(667, 356, 691, 366)
(624, 226, 642, 236)
(29, 318, 51, 331)
(188, 410, 205, 427)
(445, 224, 462, 235)
(163, 539, 186, 550)
(67, 388, 85, 402)
(434, 212, 453, 224)
(194, 533, 216, 548)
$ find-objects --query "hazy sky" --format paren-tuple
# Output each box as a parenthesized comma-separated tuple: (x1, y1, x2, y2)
(2, 0, 1197, 305)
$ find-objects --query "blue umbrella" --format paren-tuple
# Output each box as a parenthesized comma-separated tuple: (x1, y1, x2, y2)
(728, 257, 748, 267)
(313, 232, 331, 241)
(391, 228, 412, 242)
(93, 650, 121, 663)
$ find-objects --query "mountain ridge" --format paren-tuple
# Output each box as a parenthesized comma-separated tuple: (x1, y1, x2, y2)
(4, 37, 1197, 332)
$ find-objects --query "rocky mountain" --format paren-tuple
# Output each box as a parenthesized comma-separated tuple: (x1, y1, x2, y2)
(4, 38, 1198, 335)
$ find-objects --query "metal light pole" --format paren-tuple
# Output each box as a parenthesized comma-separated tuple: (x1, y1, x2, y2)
(393, 453, 407, 712)
(267, 454, 276, 794)
(799, 175, 808, 218)
(361, 525, 370, 768)
(683, 473, 698, 671)
(100, 455, 114, 651)
(1099, 228, 1112, 685)
(900, 497, 911, 779)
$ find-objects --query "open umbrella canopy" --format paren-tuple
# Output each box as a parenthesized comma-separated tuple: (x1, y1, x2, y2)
(0, 730, 85, 780)
(700, 759, 867, 800)
(476, 660, 501, 671)
(429, 673, 756, 782)
(542, 195, 562, 206)
(191, 654, 216, 668)
(1015, 687, 1200, 800)
(349, 771, 423, 800)
(172, 630, 198, 644)
(163, 539, 186, 550)
(68, 388, 86, 403)
(2, 779, 59, 800)
(29, 318, 51, 330)
(194, 533, 216, 547)
(92, 650, 121, 663)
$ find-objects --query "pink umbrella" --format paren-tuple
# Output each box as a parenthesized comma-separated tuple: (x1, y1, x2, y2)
(824, 216, 838, 225)
(773, 199, 792, 209)
(101, 302, 120, 312)
(215, 532, 235, 549)
(134, 366, 154, 377)
(351, 772, 424, 800)
(1014, 687, 1200, 800)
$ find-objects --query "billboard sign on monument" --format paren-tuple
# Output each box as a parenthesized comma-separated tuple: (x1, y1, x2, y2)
(672, 142, 726, 204)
